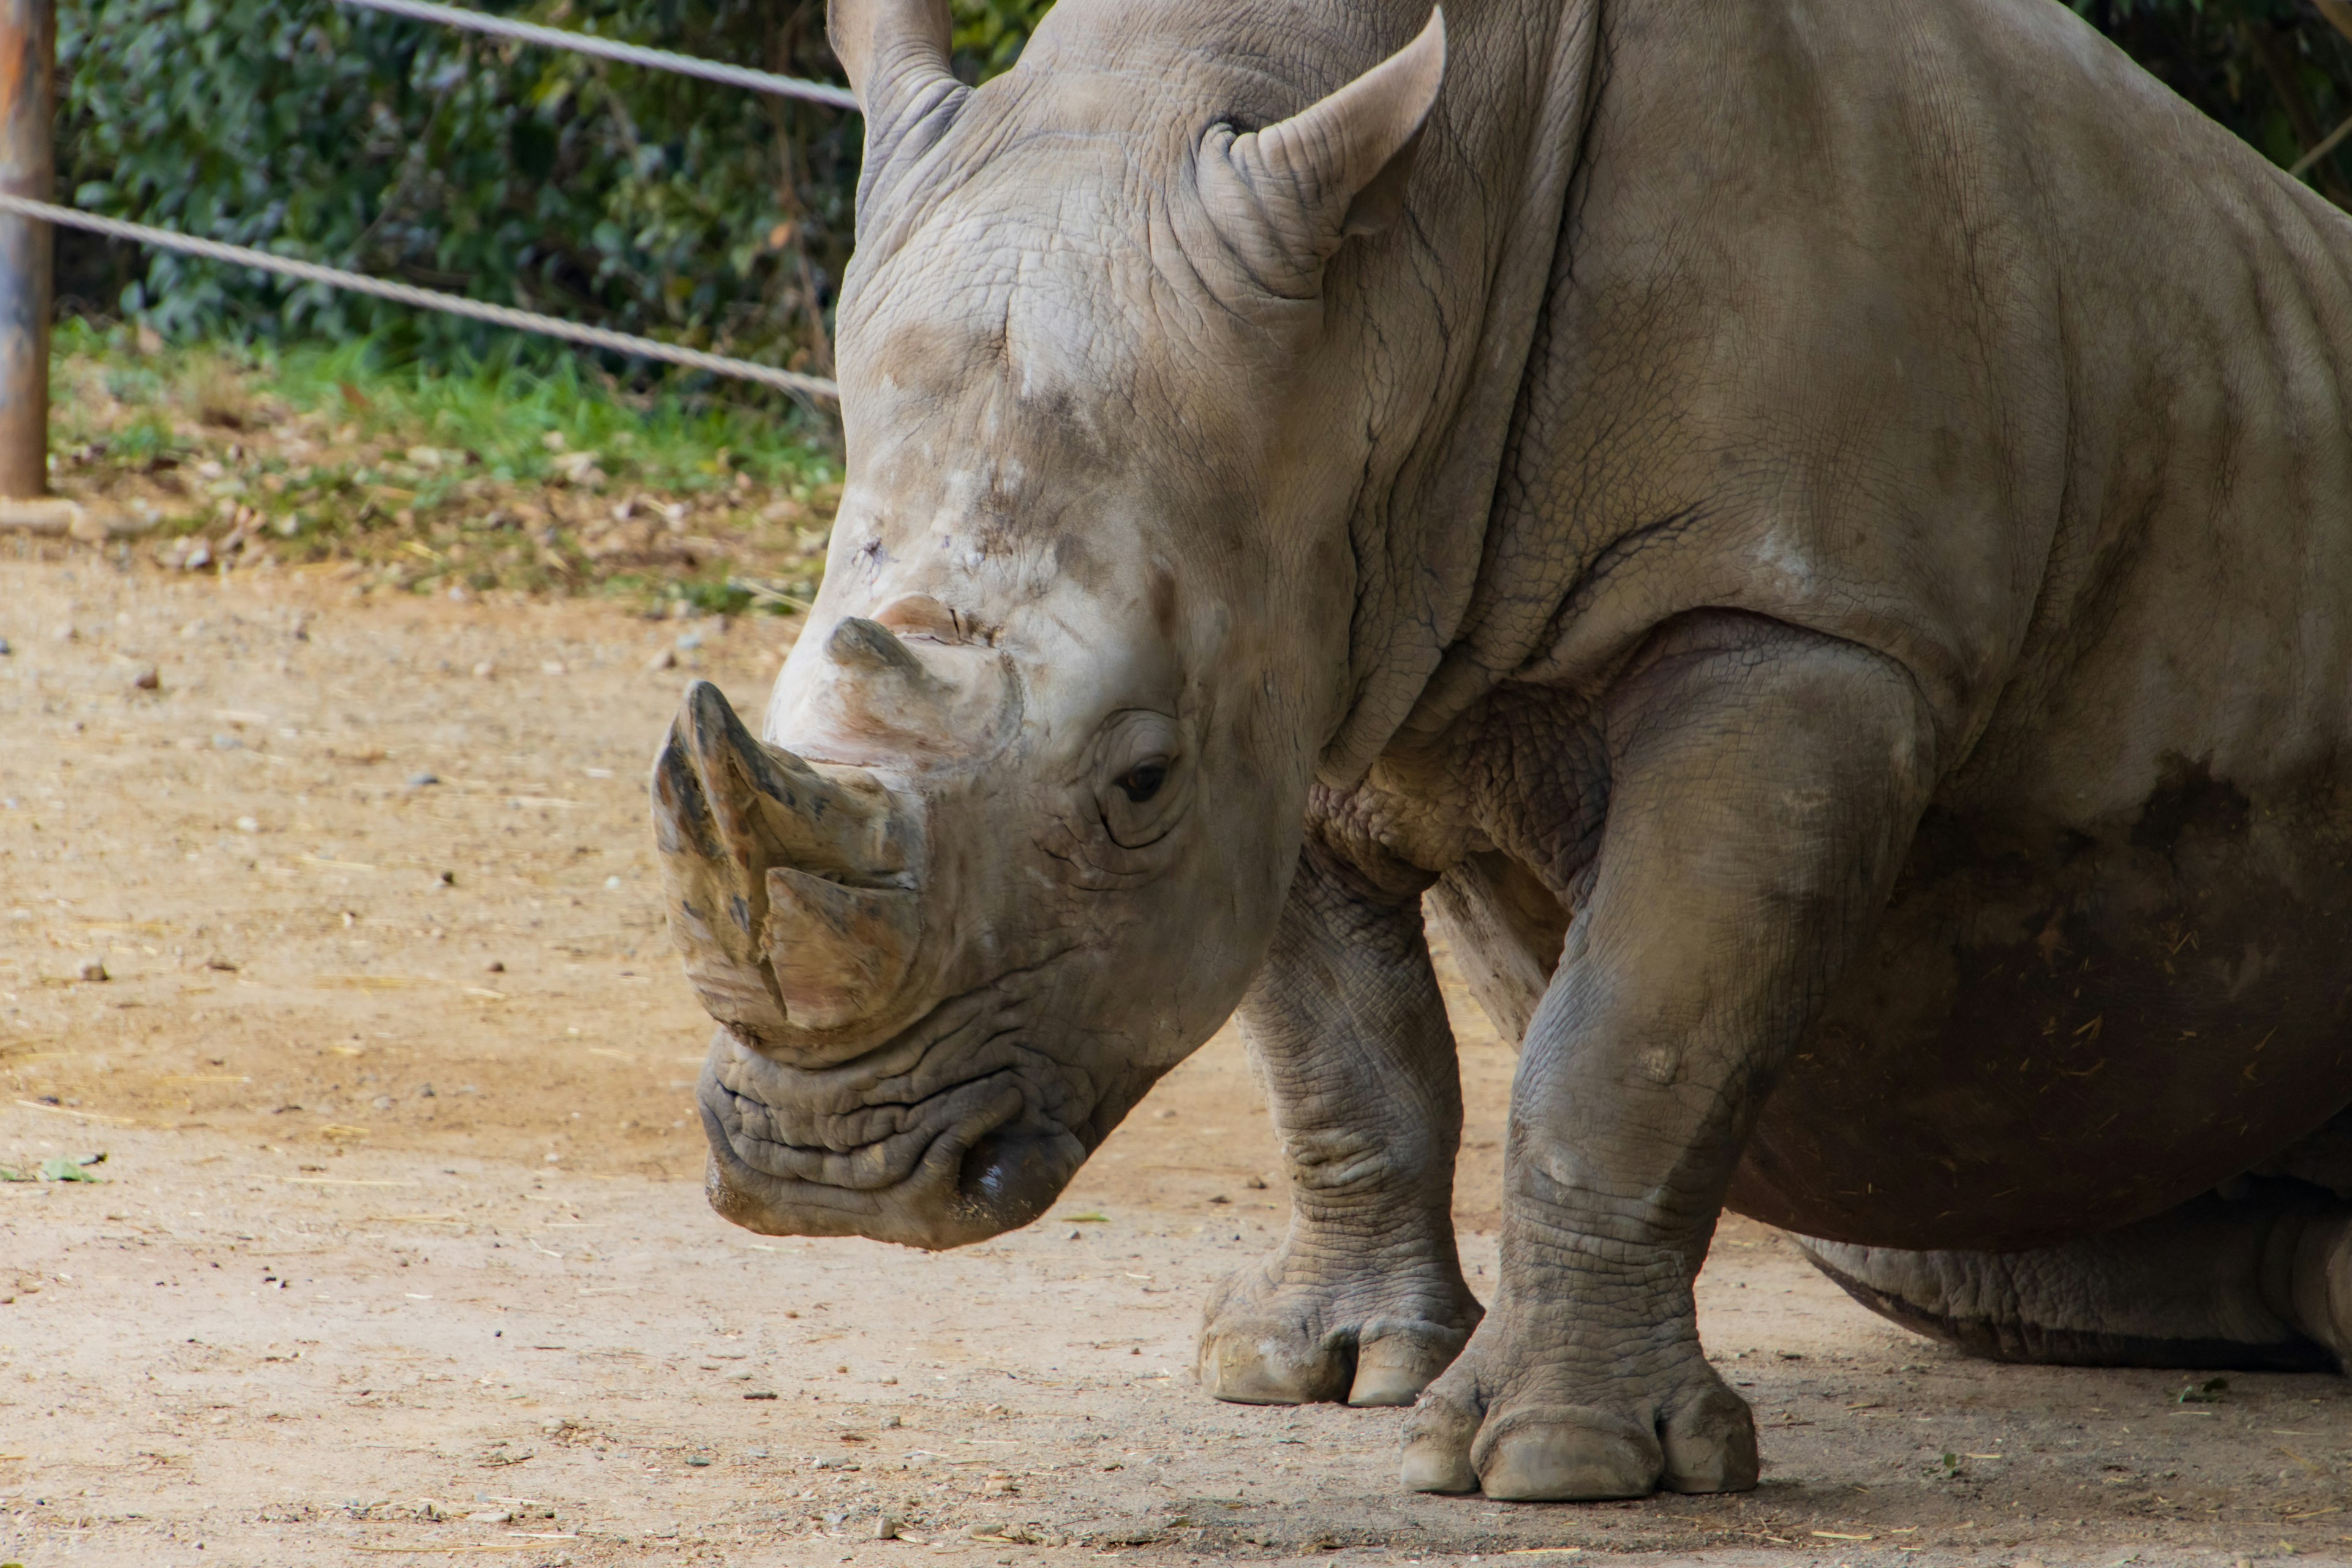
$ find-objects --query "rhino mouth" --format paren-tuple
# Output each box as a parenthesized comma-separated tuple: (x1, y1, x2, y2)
(696, 1026, 1094, 1251)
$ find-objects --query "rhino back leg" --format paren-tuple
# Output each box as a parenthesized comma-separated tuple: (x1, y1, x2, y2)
(1196, 837, 1484, 1409)
(1798, 1185, 2352, 1373)
(1424, 851, 1570, 1050)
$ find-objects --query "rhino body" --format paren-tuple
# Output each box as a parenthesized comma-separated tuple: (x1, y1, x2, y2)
(652, 0, 2352, 1501)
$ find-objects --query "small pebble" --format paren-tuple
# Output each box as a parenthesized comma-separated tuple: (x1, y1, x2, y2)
(541, 660, 567, 676)
(407, 772, 440, 788)
(875, 1514, 903, 1542)
(466, 1510, 511, 1525)
(0, 636, 12, 655)
(675, 631, 704, 652)
(605, 875, 622, 890)
(130, 665, 159, 691)
(235, 816, 260, 832)
(471, 661, 496, 679)
(53, 624, 75, 642)
(77, 959, 107, 983)
(646, 647, 678, 672)
(485, 960, 505, 973)
(211, 733, 243, 750)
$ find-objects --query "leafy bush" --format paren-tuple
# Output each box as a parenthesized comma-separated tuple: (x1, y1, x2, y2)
(56, 0, 1054, 376)
(2073, 1, 2352, 206)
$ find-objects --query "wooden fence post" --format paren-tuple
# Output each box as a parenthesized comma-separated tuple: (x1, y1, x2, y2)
(0, 0, 51, 500)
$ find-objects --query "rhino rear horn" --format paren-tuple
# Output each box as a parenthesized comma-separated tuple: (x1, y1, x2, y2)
(828, 615, 932, 680)
(1199, 9, 1447, 290)
(650, 680, 917, 1041)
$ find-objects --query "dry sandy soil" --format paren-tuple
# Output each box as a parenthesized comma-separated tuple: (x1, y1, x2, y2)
(5, 554, 2352, 1568)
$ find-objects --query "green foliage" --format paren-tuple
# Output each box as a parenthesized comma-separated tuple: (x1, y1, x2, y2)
(36, 1152, 107, 1182)
(56, 0, 1054, 375)
(2073, 0, 2352, 203)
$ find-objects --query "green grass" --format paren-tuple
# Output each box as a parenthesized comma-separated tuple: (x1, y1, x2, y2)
(263, 337, 833, 496)
(57, 317, 837, 492)
(47, 320, 842, 606)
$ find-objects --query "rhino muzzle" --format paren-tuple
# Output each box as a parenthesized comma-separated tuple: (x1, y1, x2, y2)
(651, 677, 926, 1055)
(693, 1027, 1090, 1250)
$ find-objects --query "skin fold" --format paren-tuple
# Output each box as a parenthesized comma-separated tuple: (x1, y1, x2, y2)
(648, 0, 2352, 1502)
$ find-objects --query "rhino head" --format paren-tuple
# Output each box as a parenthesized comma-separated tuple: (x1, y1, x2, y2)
(651, 0, 1447, 1250)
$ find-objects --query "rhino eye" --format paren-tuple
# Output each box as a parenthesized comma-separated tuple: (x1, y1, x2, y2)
(1117, 761, 1169, 804)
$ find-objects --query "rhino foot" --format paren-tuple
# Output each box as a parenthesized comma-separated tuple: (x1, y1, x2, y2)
(1399, 1312, 1756, 1501)
(1197, 1240, 1482, 1408)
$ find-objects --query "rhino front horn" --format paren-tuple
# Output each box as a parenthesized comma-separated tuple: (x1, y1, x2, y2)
(650, 680, 922, 1046)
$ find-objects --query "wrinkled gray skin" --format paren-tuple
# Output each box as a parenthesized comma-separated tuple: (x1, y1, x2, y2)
(649, 0, 2352, 1502)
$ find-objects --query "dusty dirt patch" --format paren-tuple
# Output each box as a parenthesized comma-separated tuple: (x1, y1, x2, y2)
(4, 558, 2352, 1567)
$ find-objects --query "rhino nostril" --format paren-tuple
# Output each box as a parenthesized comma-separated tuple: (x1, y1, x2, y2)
(957, 1128, 1084, 1231)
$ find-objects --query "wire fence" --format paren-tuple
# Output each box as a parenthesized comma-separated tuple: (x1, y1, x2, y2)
(335, 0, 861, 108)
(0, 193, 841, 402)
(9, 0, 859, 406)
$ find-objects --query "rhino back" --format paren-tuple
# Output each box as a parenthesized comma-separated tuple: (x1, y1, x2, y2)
(1409, 0, 2352, 785)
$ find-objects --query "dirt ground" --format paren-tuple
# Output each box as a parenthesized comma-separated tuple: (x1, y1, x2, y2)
(6, 554, 2352, 1568)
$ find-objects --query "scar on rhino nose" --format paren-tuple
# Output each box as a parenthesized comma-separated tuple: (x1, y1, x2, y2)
(870, 592, 980, 645)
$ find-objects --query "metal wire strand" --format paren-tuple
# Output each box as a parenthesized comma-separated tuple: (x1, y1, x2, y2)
(0, 193, 840, 404)
(336, 0, 861, 108)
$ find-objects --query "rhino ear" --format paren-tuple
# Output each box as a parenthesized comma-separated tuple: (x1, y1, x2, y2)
(1199, 8, 1446, 296)
(829, 0, 967, 200)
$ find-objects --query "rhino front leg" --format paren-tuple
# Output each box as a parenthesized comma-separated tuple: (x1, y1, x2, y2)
(1199, 839, 1483, 1408)
(1401, 617, 1935, 1501)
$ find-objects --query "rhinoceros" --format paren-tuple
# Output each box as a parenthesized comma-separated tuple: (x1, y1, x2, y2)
(649, 0, 2352, 1502)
